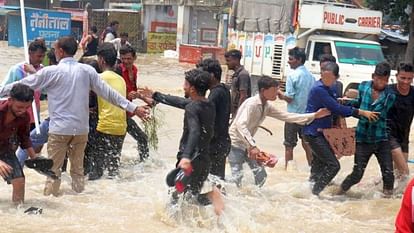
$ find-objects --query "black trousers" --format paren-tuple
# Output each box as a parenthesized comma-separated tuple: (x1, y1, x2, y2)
(84, 110, 99, 175)
(305, 135, 340, 195)
(127, 117, 149, 161)
(209, 139, 231, 180)
(341, 141, 394, 191)
(89, 132, 125, 178)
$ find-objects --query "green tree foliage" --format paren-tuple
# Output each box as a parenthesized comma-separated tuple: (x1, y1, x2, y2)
(365, 0, 411, 31)
(365, 0, 414, 62)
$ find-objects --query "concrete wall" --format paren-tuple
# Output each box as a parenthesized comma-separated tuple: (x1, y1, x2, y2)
(189, 7, 218, 45)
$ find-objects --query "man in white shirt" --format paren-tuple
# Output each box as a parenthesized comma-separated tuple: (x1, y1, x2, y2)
(111, 32, 131, 61)
(0, 36, 149, 197)
(228, 76, 330, 187)
(103, 20, 119, 42)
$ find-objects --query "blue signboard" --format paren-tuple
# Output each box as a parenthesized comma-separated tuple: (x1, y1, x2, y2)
(26, 9, 71, 47)
(8, 8, 71, 48)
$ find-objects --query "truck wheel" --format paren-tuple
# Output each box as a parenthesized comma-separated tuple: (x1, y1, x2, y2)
(344, 83, 359, 96)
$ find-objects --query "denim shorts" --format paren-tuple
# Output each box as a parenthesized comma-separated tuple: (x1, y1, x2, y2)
(0, 151, 24, 184)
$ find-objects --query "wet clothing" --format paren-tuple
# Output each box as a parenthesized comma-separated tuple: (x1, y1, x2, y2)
(305, 135, 340, 195)
(44, 134, 88, 196)
(395, 178, 414, 232)
(17, 118, 50, 166)
(1, 151, 24, 184)
(2, 62, 42, 125)
(83, 35, 98, 57)
(285, 65, 315, 114)
(304, 80, 358, 137)
(231, 66, 251, 115)
(83, 109, 98, 175)
(387, 84, 414, 153)
(348, 81, 395, 143)
(118, 63, 149, 160)
(89, 70, 127, 179)
(97, 71, 127, 136)
(303, 80, 358, 195)
(340, 141, 394, 192)
(0, 100, 32, 153)
(0, 57, 137, 195)
(230, 95, 315, 149)
(88, 132, 125, 179)
(228, 145, 266, 187)
(178, 100, 215, 194)
(229, 95, 315, 186)
(339, 81, 396, 193)
(178, 100, 215, 160)
(205, 84, 231, 179)
(0, 57, 138, 135)
(127, 117, 149, 161)
(153, 84, 231, 180)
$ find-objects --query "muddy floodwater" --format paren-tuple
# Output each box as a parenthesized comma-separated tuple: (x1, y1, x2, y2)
(0, 42, 412, 233)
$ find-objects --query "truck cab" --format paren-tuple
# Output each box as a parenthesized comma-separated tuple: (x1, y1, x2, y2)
(227, 0, 395, 94)
(304, 35, 390, 92)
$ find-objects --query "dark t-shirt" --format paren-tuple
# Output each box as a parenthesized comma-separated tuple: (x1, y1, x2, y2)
(153, 87, 230, 148)
(387, 84, 414, 143)
(178, 100, 215, 160)
(231, 66, 251, 115)
(0, 100, 32, 153)
(83, 36, 99, 57)
(209, 84, 231, 145)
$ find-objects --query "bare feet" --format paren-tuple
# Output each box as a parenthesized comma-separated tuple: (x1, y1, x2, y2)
(207, 187, 224, 216)
(335, 187, 346, 195)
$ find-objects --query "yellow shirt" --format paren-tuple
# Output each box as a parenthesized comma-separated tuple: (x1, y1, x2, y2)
(97, 71, 127, 135)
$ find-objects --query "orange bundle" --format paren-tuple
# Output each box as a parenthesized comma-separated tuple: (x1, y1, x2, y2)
(255, 152, 278, 168)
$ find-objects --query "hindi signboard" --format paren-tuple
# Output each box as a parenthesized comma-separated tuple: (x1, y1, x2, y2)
(26, 9, 71, 47)
(147, 32, 176, 53)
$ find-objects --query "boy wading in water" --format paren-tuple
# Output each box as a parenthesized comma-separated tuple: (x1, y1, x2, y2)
(164, 69, 224, 215)
(0, 84, 38, 205)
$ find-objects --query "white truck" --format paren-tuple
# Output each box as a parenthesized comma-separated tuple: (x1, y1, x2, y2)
(228, 0, 394, 93)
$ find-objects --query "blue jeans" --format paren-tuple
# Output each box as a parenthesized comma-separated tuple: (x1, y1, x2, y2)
(228, 145, 267, 187)
(16, 119, 50, 167)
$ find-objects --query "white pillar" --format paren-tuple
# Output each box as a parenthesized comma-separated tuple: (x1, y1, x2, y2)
(176, 5, 190, 52)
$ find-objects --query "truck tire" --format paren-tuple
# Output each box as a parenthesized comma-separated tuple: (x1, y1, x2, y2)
(344, 83, 359, 96)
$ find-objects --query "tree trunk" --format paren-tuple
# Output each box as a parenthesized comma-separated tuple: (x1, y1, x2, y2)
(404, 1, 414, 63)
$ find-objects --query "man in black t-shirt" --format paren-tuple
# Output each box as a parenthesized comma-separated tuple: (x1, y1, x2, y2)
(149, 59, 231, 180)
(388, 63, 414, 186)
(147, 69, 225, 215)
(225, 49, 251, 116)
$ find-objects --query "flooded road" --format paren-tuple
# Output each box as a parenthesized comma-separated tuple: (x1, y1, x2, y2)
(0, 41, 411, 232)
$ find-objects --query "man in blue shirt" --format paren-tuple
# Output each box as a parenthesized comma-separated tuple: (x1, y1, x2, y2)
(339, 62, 396, 196)
(303, 62, 377, 195)
(278, 47, 314, 169)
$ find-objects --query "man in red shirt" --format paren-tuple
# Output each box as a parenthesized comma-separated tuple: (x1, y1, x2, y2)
(396, 178, 414, 232)
(0, 84, 37, 205)
(117, 45, 149, 161)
